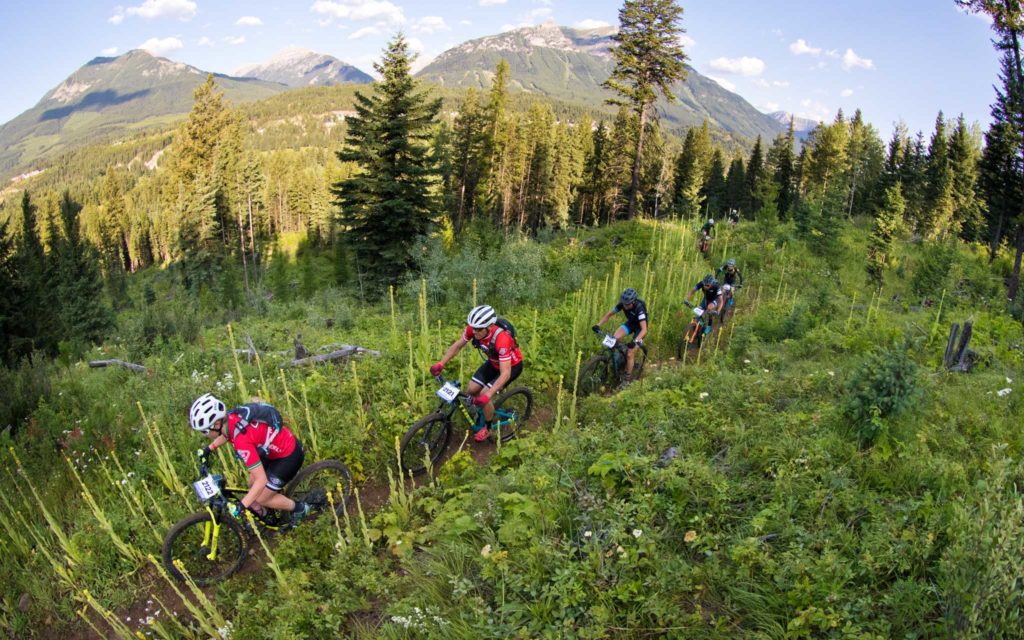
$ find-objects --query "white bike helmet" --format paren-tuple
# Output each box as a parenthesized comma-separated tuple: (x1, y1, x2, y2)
(708, 218, 714, 225)
(467, 305, 497, 329)
(189, 393, 226, 433)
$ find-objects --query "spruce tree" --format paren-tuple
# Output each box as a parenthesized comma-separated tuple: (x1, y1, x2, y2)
(51, 192, 113, 345)
(604, 0, 688, 219)
(867, 183, 906, 287)
(949, 114, 984, 241)
(334, 34, 441, 290)
(723, 157, 747, 216)
(671, 120, 712, 217)
(745, 136, 765, 216)
(923, 112, 955, 237)
(700, 149, 727, 218)
(766, 119, 796, 220)
(0, 221, 17, 362)
(12, 191, 49, 355)
(450, 88, 490, 231)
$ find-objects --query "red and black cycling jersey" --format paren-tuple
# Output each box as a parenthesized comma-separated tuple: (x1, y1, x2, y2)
(692, 281, 722, 306)
(463, 324, 523, 368)
(225, 411, 297, 471)
(612, 299, 649, 333)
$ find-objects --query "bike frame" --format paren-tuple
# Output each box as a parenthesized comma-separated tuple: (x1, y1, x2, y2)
(432, 376, 519, 432)
(193, 465, 286, 561)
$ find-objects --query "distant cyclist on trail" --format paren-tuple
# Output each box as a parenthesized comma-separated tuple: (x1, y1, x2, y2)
(684, 274, 723, 331)
(188, 394, 312, 523)
(593, 287, 648, 386)
(431, 305, 523, 442)
(699, 218, 716, 253)
(716, 258, 743, 288)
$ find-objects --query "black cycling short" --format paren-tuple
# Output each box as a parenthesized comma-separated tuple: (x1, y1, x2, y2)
(264, 441, 304, 492)
(471, 361, 523, 389)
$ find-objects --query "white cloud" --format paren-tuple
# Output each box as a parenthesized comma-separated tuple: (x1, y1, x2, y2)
(575, 19, 610, 29)
(825, 49, 839, 58)
(197, 36, 214, 46)
(842, 48, 873, 70)
(125, 0, 197, 20)
(109, 13, 125, 25)
(789, 38, 821, 56)
(753, 78, 769, 88)
(138, 36, 184, 55)
(840, 88, 854, 97)
(500, 22, 532, 32)
(678, 34, 696, 49)
(406, 36, 425, 52)
(310, 0, 405, 26)
(706, 75, 736, 92)
(708, 56, 765, 76)
(101, 47, 119, 55)
(236, 16, 263, 27)
(479, 0, 507, 5)
(760, 101, 780, 112)
(773, 80, 789, 87)
(349, 25, 382, 39)
(225, 35, 246, 45)
(798, 98, 831, 121)
(459, 19, 472, 26)
(412, 16, 449, 34)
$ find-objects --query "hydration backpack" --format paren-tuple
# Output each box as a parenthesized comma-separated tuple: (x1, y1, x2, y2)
(472, 317, 519, 358)
(228, 402, 284, 456)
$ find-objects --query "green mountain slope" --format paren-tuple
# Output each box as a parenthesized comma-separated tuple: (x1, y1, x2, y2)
(416, 22, 784, 141)
(0, 50, 287, 178)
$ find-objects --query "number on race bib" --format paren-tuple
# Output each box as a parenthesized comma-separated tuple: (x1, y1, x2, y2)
(193, 475, 220, 501)
(601, 335, 618, 349)
(436, 382, 460, 403)
(693, 307, 705, 318)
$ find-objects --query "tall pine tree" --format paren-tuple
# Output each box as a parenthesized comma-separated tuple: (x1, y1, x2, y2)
(51, 192, 113, 346)
(604, 0, 688, 219)
(334, 34, 441, 290)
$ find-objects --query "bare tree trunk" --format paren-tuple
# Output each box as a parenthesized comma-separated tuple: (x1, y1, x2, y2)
(627, 104, 649, 220)
(237, 212, 250, 293)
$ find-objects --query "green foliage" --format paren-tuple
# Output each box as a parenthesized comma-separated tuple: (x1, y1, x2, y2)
(842, 344, 921, 446)
(866, 182, 906, 286)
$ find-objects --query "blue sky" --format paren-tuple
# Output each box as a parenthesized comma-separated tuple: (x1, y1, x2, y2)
(0, 0, 1002, 138)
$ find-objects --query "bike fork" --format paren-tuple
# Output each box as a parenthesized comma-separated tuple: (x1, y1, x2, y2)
(203, 509, 221, 560)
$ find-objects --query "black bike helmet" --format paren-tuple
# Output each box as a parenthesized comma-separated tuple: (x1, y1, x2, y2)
(726, 258, 736, 268)
(702, 274, 715, 287)
(620, 288, 638, 305)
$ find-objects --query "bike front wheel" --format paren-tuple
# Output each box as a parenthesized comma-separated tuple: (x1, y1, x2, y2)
(399, 413, 452, 475)
(285, 459, 353, 518)
(162, 511, 247, 586)
(575, 355, 612, 396)
(493, 387, 533, 442)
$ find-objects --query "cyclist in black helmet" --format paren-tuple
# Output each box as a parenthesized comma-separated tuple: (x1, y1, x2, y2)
(592, 288, 648, 385)
(684, 274, 723, 330)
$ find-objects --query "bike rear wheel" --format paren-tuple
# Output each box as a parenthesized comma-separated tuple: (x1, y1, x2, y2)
(632, 344, 648, 379)
(576, 355, 612, 396)
(284, 460, 353, 518)
(162, 511, 247, 586)
(399, 413, 452, 475)
(492, 387, 533, 442)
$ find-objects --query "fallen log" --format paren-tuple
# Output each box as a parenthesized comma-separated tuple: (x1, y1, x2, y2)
(279, 345, 381, 368)
(89, 359, 147, 373)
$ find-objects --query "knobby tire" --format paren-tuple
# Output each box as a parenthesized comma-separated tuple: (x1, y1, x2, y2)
(162, 511, 247, 586)
(284, 459, 353, 518)
(492, 387, 533, 442)
(399, 413, 452, 475)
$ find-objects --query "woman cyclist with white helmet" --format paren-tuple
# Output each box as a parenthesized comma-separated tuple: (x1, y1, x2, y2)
(430, 305, 523, 442)
(188, 394, 311, 522)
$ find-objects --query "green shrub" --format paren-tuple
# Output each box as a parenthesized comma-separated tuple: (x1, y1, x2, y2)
(842, 344, 921, 446)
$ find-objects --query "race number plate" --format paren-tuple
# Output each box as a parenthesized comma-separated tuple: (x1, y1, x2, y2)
(436, 381, 460, 403)
(192, 475, 219, 501)
(602, 335, 617, 349)
(693, 307, 705, 318)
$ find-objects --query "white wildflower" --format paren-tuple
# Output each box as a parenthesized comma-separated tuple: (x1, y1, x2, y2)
(481, 544, 492, 557)
(632, 529, 642, 539)
(217, 620, 234, 639)
(583, 530, 592, 538)
(744, 359, 751, 364)
(827, 371, 835, 377)
(699, 392, 709, 399)
(997, 388, 1012, 397)
(1007, 377, 1014, 384)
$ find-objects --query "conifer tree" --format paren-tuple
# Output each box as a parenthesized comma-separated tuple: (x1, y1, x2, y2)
(12, 191, 49, 355)
(0, 221, 17, 361)
(700, 149, 727, 218)
(450, 89, 490, 230)
(334, 34, 441, 290)
(867, 183, 906, 287)
(51, 192, 112, 345)
(948, 114, 984, 241)
(766, 119, 796, 219)
(604, 0, 688, 219)
(671, 120, 712, 217)
(923, 111, 955, 237)
(745, 136, 765, 216)
(723, 157, 747, 215)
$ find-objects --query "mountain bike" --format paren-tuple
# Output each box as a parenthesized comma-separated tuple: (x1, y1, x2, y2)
(399, 375, 533, 475)
(575, 327, 648, 396)
(162, 458, 352, 585)
(676, 301, 715, 358)
(698, 232, 710, 255)
(720, 283, 741, 321)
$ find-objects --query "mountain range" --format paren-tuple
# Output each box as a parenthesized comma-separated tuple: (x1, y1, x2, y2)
(1, 25, 790, 181)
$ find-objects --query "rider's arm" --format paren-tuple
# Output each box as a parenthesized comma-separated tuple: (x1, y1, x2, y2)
(241, 464, 269, 509)
(208, 433, 228, 452)
(438, 335, 469, 367)
(636, 319, 648, 342)
(595, 309, 615, 327)
(489, 358, 512, 396)
(737, 270, 743, 286)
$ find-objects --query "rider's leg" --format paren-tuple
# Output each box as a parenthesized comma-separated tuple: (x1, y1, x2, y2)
(254, 487, 295, 512)
(255, 445, 304, 512)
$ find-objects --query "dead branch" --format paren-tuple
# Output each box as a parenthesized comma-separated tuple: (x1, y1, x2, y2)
(279, 345, 381, 368)
(88, 359, 147, 373)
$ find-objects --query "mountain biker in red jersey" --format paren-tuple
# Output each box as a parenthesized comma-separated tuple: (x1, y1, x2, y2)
(188, 394, 311, 522)
(430, 305, 523, 442)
